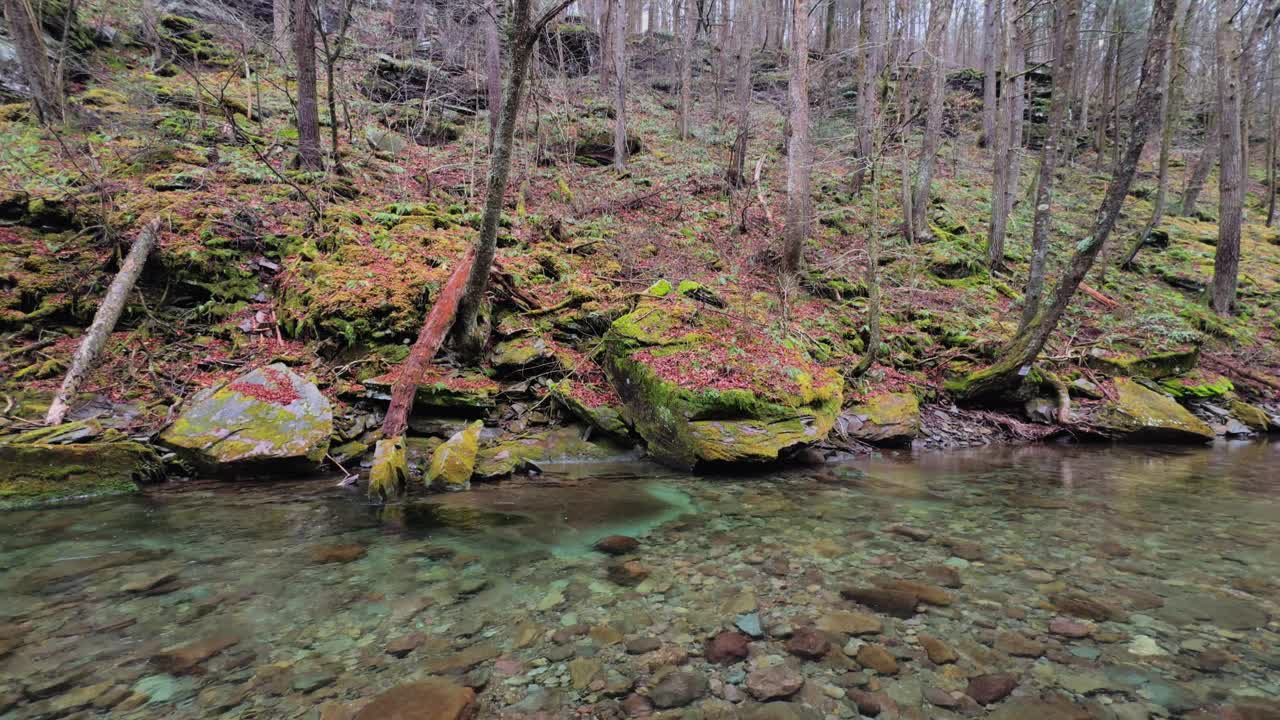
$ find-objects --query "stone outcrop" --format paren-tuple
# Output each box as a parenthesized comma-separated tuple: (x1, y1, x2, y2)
(843, 392, 921, 446)
(0, 441, 162, 508)
(426, 421, 482, 491)
(1092, 378, 1214, 442)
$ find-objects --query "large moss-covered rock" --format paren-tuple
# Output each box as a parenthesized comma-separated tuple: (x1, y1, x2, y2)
(473, 426, 634, 479)
(603, 287, 842, 468)
(1227, 399, 1271, 432)
(550, 378, 630, 437)
(1093, 378, 1214, 443)
(427, 421, 482, 491)
(1087, 347, 1200, 379)
(0, 442, 162, 509)
(158, 364, 333, 474)
(844, 392, 921, 447)
(368, 436, 408, 500)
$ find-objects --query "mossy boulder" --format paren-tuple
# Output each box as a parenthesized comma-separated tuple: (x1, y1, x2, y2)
(1086, 347, 1200, 379)
(1092, 378, 1214, 443)
(491, 335, 562, 377)
(426, 421, 482, 491)
(1227, 399, 1271, 432)
(362, 368, 498, 416)
(550, 378, 630, 437)
(0, 442, 162, 509)
(368, 436, 408, 500)
(158, 364, 333, 474)
(1159, 371, 1233, 399)
(603, 288, 842, 468)
(474, 426, 635, 478)
(845, 392, 921, 447)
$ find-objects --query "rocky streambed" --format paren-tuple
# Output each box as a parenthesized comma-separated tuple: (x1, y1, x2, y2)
(0, 443, 1277, 719)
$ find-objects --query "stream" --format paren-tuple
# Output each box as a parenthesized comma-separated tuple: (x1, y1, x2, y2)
(0, 442, 1277, 718)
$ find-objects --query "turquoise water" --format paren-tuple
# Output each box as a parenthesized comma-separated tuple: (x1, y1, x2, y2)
(0, 443, 1277, 718)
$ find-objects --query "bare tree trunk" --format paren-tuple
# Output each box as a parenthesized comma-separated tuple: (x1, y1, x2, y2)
(613, 0, 629, 169)
(852, 135, 882, 376)
(1003, 5, 1025, 221)
(1269, 35, 1279, 227)
(600, 0, 614, 92)
(850, 0, 884, 195)
(783, 0, 811, 273)
(1018, 0, 1080, 331)
(454, 0, 578, 356)
(678, 0, 696, 138)
(1212, 0, 1243, 315)
(273, 0, 291, 58)
(986, 1, 1011, 267)
(823, 0, 837, 51)
(294, 0, 323, 170)
(1095, 5, 1118, 167)
(2, 0, 63, 123)
(486, 0, 502, 148)
(727, 0, 754, 187)
(46, 220, 162, 426)
(1180, 113, 1217, 216)
(979, 0, 998, 147)
(953, 0, 1177, 399)
(909, 0, 954, 240)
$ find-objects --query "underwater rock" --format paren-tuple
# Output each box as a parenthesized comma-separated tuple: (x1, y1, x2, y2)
(593, 535, 640, 555)
(158, 364, 332, 474)
(602, 285, 842, 467)
(1092, 378, 1214, 442)
(965, 673, 1018, 705)
(152, 634, 240, 674)
(648, 671, 707, 709)
(705, 630, 750, 664)
(786, 627, 831, 659)
(746, 664, 805, 700)
(842, 392, 921, 446)
(840, 587, 919, 618)
(0, 441, 162, 509)
(353, 678, 477, 720)
(426, 421, 482, 491)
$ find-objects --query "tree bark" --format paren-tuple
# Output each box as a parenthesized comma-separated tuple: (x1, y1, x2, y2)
(953, 0, 1177, 400)
(678, 0, 696, 138)
(2, 0, 63, 123)
(381, 249, 476, 439)
(1180, 113, 1217, 216)
(986, 0, 1011, 267)
(909, 0, 954, 240)
(1018, 0, 1080, 332)
(453, 0, 578, 357)
(850, 0, 884, 195)
(851, 130, 882, 377)
(45, 220, 162, 426)
(485, 0, 502, 148)
(1211, 0, 1243, 315)
(294, 0, 323, 170)
(979, 0, 998, 147)
(727, 0, 754, 188)
(782, 0, 811, 273)
(613, 0, 629, 169)
(273, 0, 291, 59)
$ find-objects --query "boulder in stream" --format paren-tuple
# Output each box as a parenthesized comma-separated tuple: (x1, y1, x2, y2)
(842, 391, 921, 446)
(1092, 378, 1214, 442)
(0, 441, 162, 509)
(426, 421, 482, 491)
(158, 363, 332, 474)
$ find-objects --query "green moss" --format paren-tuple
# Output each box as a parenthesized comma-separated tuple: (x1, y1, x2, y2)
(1087, 348, 1200, 379)
(1093, 378, 1214, 442)
(0, 442, 162, 509)
(426, 421, 482, 491)
(368, 436, 408, 500)
(1159, 371, 1233, 399)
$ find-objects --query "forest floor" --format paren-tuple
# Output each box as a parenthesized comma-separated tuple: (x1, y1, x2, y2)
(2, 12, 1279, 478)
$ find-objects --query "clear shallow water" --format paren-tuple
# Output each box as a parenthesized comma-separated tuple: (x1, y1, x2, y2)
(0, 443, 1277, 718)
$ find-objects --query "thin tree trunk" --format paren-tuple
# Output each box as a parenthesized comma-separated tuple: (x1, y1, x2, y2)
(1018, 0, 1080, 331)
(294, 0, 323, 170)
(953, 0, 1177, 400)
(678, 0, 697, 138)
(273, 0, 291, 58)
(45, 220, 162, 426)
(783, 0, 812, 273)
(486, 0, 502, 148)
(1180, 113, 1217, 216)
(1004, 6, 1025, 221)
(1095, 6, 1118, 167)
(850, 0, 884, 195)
(2, 0, 62, 123)
(909, 0, 954, 240)
(454, 0, 577, 356)
(727, 0, 753, 187)
(823, 0, 837, 51)
(600, 0, 614, 91)
(1212, 0, 1243, 315)
(852, 141, 882, 376)
(986, 1, 1011, 267)
(979, 0, 998, 147)
(1268, 37, 1278, 227)
(613, 0, 629, 169)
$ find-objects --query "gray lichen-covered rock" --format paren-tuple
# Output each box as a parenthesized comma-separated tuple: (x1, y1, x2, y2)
(843, 392, 921, 446)
(1092, 378, 1214, 443)
(158, 363, 332, 474)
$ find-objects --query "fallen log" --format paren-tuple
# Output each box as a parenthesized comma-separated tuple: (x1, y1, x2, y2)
(369, 248, 475, 500)
(45, 219, 162, 426)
